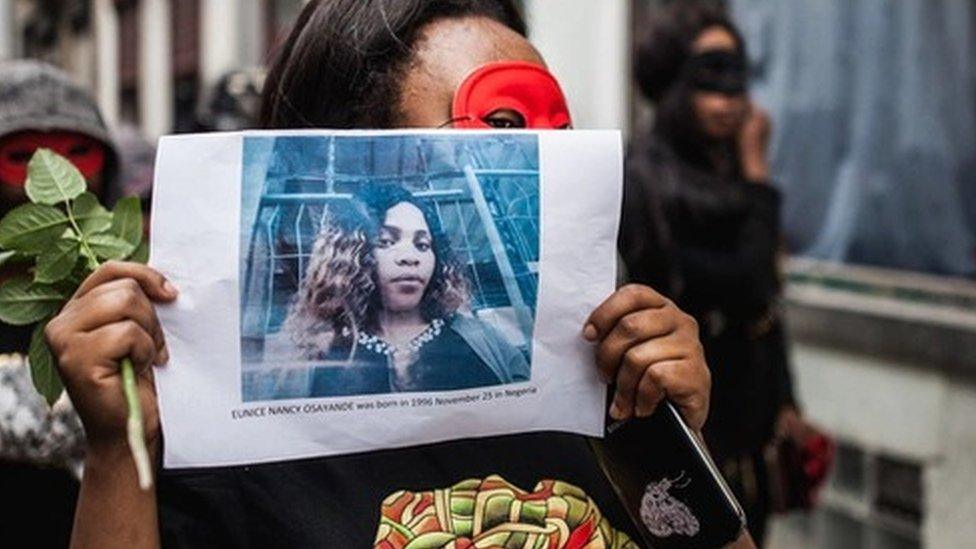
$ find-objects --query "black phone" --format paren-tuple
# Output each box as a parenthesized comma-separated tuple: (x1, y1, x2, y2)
(592, 402, 746, 548)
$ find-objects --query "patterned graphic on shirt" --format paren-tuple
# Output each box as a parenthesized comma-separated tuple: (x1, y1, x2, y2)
(374, 475, 639, 548)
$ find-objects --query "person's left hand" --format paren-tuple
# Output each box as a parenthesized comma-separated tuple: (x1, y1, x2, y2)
(583, 284, 711, 431)
(737, 102, 772, 182)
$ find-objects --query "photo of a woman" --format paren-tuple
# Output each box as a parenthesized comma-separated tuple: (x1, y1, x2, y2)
(281, 182, 530, 397)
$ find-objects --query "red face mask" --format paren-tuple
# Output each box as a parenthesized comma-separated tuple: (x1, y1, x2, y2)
(451, 61, 572, 130)
(0, 131, 106, 188)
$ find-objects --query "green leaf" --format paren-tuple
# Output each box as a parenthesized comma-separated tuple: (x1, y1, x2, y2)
(0, 250, 17, 267)
(29, 320, 62, 407)
(0, 276, 66, 325)
(111, 196, 143, 247)
(58, 260, 94, 292)
(35, 239, 80, 284)
(0, 203, 70, 252)
(87, 233, 136, 260)
(24, 148, 86, 205)
(129, 239, 150, 264)
(73, 192, 113, 234)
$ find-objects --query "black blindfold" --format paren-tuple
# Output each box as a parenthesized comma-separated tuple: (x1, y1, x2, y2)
(685, 50, 747, 95)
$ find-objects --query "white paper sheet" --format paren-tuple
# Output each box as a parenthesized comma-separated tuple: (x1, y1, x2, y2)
(151, 130, 621, 468)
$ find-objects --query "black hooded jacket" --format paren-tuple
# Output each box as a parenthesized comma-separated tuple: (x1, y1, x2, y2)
(620, 132, 796, 459)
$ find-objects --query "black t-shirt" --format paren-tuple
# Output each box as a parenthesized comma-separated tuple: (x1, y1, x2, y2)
(158, 431, 643, 547)
(160, 328, 643, 544)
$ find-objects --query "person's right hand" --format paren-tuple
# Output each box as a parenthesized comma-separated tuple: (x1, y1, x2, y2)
(45, 262, 178, 456)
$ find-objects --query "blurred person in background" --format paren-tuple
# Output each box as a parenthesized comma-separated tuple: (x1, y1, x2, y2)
(194, 68, 266, 132)
(0, 59, 122, 549)
(113, 123, 156, 229)
(620, 3, 825, 544)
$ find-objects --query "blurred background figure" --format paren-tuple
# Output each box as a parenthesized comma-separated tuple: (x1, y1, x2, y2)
(620, 4, 826, 544)
(194, 67, 265, 132)
(113, 122, 155, 211)
(0, 58, 115, 549)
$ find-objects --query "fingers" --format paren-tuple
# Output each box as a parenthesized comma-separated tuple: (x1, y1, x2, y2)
(92, 321, 159, 372)
(610, 350, 665, 420)
(607, 333, 694, 418)
(594, 308, 682, 381)
(583, 284, 669, 342)
(60, 279, 168, 361)
(54, 320, 159, 381)
(74, 261, 178, 303)
(653, 358, 710, 431)
(585, 284, 709, 429)
(611, 358, 710, 430)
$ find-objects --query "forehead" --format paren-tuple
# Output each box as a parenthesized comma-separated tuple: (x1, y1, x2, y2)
(398, 16, 544, 125)
(383, 202, 429, 230)
(692, 26, 738, 53)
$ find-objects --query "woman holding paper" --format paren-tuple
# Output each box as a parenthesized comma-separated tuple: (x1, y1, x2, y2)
(281, 181, 529, 395)
(46, 0, 754, 547)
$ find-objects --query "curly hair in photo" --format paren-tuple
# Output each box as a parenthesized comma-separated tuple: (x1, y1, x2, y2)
(283, 183, 470, 359)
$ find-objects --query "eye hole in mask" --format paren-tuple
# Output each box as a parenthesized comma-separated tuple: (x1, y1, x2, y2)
(686, 49, 748, 95)
(0, 131, 106, 188)
(450, 61, 572, 130)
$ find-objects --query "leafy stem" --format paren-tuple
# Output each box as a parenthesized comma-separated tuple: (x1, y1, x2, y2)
(0, 148, 153, 491)
(65, 198, 99, 268)
(79, 231, 152, 488)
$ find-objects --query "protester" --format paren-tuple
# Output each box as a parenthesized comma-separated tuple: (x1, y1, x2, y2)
(46, 1, 750, 547)
(0, 59, 121, 549)
(112, 123, 156, 217)
(622, 3, 819, 544)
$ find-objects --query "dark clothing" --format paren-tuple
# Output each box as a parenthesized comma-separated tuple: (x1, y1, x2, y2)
(163, 329, 640, 545)
(0, 462, 78, 548)
(620, 132, 796, 541)
(2, 321, 78, 549)
(310, 322, 502, 397)
(158, 432, 641, 547)
(0, 323, 30, 354)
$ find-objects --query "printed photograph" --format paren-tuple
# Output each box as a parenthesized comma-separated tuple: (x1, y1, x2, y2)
(240, 134, 539, 401)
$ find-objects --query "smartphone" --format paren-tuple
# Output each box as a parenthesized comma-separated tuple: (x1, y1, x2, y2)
(591, 402, 746, 548)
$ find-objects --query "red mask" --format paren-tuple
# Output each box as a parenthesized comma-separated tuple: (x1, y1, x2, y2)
(0, 131, 106, 188)
(451, 61, 572, 130)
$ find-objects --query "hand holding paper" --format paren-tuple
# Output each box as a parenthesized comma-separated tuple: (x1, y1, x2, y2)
(584, 283, 710, 431)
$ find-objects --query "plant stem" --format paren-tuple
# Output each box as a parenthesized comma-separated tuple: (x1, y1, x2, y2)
(120, 357, 153, 489)
(76, 213, 152, 491)
(64, 198, 99, 268)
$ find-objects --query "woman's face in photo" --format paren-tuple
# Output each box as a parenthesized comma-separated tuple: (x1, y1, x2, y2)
(690, 26, 748, 141)
(374, 201, 436, 312)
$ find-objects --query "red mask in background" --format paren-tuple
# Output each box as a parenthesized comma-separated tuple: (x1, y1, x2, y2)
(0, 131, 106, 188)
(451, 61, 572, 130)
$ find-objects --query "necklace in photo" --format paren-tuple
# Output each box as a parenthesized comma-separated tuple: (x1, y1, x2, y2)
(357, 318, 445, 356)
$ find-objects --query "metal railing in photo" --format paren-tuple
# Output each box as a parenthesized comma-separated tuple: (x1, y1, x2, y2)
(241, 136, 540, 353)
